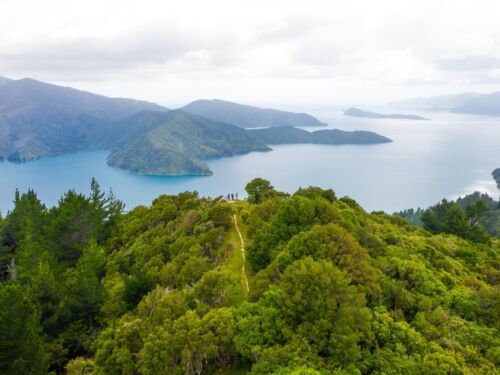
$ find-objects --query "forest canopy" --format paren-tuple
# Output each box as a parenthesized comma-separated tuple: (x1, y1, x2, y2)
(0, 179, 498, 374)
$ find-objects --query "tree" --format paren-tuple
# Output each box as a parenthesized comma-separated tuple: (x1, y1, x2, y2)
(48, 190, 100, 266)
(0, 190, 47, 280)
(62, 242, 106, 355)
(172, 310, 216, 375)
(201, 308, 236, 368)
(421, 199, 489, 242)
(139, 328, 179, 375)
(0, 283, 47, 374)
(245, 178, 276, 204)
(194, 268, 238, 308)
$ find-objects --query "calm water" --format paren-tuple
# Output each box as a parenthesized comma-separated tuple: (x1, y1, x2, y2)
(0, 110, 499, 214)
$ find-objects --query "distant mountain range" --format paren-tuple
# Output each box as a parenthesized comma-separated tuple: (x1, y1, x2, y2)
(0, 76, 392, 175)
(392, 91, 500, 116)
(344, 107, 429, 120)
(182, 99, 327, 128)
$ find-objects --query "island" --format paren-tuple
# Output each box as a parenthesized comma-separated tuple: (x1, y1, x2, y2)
(107, 113, 392, 176)
(249, 125, 392, 145)
(344, 107, 429, 120)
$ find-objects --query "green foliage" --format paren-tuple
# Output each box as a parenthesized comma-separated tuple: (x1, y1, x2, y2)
(0, 283, 47, 374)
(0, 180, 123, 371)
(1, 181, 499, 374)
(245, 178, 278, 204)
(397, 191, 499, 240)
(420, 199, 490, 242)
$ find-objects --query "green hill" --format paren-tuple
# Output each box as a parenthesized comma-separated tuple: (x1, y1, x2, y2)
(107, 110, 271, 175)
(1, 180, 498, 374)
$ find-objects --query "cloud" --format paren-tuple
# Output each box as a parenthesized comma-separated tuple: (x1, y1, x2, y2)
(1, 0, 500, 105)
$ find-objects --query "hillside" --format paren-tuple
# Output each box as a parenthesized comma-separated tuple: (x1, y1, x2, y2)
(1, 180, 498, 374)
(393, 91, 500, 116)
(0, 78, 167, 161)
(182, 99, 327, 128)
(107, 110, 271, 175)
(344, 107, 429, 120)
(250, 125, 392, 145)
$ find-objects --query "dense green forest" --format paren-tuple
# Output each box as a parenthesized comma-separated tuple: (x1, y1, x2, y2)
(1, 179, 499, 374)
(396, 191, 499, 239)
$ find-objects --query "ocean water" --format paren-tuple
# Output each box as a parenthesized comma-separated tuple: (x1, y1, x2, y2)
(0, 110, 498, 214)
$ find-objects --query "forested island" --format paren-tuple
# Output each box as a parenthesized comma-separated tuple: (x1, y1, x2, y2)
(249, 126, 392, 145)
(344, 107, 429, 120)
(1, 179, 498, 374)
(105, 112, 391, 176)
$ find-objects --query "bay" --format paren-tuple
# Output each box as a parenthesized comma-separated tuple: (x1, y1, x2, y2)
(0, 110, 498, 214)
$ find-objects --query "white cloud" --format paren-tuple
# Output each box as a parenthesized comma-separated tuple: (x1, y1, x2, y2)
(1, 0, 500, 107)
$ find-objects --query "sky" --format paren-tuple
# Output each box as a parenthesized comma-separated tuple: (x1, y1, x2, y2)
(1, 0, 500, 109)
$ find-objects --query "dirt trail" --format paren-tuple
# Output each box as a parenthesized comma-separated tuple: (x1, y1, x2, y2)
(232, 214, 250, 294)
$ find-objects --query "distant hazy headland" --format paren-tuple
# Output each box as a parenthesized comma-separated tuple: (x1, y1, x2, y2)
(392, 91, 500, 116)
(344, 107, 429, 120)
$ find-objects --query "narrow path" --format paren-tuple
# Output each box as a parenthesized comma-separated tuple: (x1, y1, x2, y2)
(232, 214, 250, 294)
